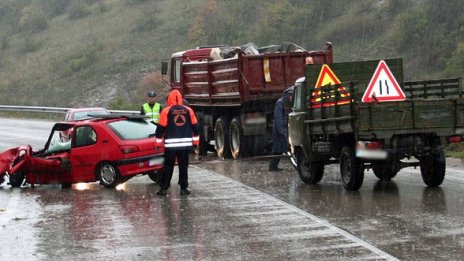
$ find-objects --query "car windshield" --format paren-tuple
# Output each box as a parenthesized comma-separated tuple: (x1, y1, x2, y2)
(73, 110, 109, 120)
(107, 120, 156, 140)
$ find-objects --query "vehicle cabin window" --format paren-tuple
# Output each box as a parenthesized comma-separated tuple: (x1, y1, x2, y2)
(108, 120, 155, 140)
(173, 59, 181, 83)
(293, 84, 303, 110)
(74, 126, 97, 147)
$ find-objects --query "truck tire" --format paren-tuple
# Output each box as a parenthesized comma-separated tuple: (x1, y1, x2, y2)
(214, 117, 231, 159)
(340, 146, 364, 191)
(196, 113, 209, 156)
(372, 162, 398, 181)
(420, 147, 446, 187)
(229, 117, 246, 159)
(296, 149, 324, 184)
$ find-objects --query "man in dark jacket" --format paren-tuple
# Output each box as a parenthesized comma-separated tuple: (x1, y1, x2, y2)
(269, 86, 294, 171)
(155, 89, 199, 196)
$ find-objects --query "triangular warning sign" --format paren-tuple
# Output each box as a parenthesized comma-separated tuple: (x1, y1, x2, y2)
(312, 64, 350, 108)
(315, 64, 342, 87)
(362, 60, 406, 103)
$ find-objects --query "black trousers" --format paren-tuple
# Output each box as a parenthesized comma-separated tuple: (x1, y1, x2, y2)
(159, 149, 190, 190)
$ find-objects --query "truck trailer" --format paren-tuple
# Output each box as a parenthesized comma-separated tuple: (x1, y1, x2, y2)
(162, 42, 333, 159)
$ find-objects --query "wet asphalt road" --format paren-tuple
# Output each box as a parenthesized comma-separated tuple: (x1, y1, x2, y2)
(1, 117, 464, 260)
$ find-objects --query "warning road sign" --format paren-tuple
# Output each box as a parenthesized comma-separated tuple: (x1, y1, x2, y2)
(362, 60, 406, 103)
(311, 64, 350, 108)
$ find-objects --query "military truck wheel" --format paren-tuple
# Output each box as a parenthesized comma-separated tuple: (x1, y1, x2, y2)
(97, 162, 121, 188)
(9, 170, 25, 188)
(372, 162, 398, 181)
(296, 149, 324, 184)
(214, 117, 231, 159)
(229, 117, 246, 159)
(340, 146, 364, 191)
(420, 147, 445, 187)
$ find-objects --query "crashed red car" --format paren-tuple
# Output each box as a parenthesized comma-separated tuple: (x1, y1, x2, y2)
(0, 115, 163, 188)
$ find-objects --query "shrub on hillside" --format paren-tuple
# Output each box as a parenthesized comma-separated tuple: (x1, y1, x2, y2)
(18, 4, 48, 33)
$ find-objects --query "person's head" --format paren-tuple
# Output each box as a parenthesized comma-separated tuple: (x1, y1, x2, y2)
(147, 90, 157, 103)
(166, 89, 184, 106)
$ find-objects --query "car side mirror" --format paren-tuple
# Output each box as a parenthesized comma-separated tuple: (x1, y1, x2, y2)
(161, 61, 168, 76)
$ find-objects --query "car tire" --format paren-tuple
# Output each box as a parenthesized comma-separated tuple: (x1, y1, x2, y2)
(97, 162, 121, 188)
(9, 170, 25, 188)
(148, 169, 161, 183)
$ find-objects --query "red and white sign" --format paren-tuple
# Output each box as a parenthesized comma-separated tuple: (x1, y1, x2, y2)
(362, 60, 406, 103)
(311, 64, 350, 108)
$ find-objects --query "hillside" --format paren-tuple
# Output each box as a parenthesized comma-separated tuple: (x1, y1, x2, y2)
(0, 0, 462, 110)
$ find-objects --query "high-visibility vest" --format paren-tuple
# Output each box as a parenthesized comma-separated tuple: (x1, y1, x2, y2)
(142, 103, 161, 123)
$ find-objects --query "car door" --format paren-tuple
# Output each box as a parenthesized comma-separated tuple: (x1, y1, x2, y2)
(26, 129, 72, 184)
(69, 125, 100, 182)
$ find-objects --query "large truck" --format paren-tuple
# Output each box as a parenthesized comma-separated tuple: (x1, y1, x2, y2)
(161, 42, 333, 159)
(288, 58, 463, 191)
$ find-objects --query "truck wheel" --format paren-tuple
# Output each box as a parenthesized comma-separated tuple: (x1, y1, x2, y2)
(97, 162, 121, 188)
(229, 117, 246, 159)
(9, 170, 25, 188)
(296, 149, 324, 184)
(420, 147, 446, 187)
(214, 117, 231, 159)
(372, 162, 398, 181)
(340, 146, 364, 191)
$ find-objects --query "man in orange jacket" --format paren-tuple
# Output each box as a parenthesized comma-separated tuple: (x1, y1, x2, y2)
(155, 89, 199, 196)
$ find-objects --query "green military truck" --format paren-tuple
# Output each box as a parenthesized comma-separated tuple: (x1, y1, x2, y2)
(288, 58, 463, 191)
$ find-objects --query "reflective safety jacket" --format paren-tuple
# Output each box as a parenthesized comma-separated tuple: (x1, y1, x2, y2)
(154, 90, 199, 150)
(142, 102, 161, 123)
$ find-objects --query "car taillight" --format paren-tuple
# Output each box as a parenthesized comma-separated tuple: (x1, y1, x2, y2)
(448, 136, 463, 143)
(120, 145, 140, 154)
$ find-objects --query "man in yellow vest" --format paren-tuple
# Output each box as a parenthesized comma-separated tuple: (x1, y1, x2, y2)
(141, 90, 162, 125)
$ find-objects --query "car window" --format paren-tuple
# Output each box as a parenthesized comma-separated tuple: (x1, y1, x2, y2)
(74, 126, 97, 147)
(108, 120, 156, 140)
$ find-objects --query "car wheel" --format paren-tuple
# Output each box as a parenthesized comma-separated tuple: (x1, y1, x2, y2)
(61, 183, 72, 189)
(340, 146, 364, 191)
(296, 148, 324, 184)
(420, 146, 446, 187)
(148, 169, 162, 183)
(9, 170, 25, 188)
(98, 162, 121, 188)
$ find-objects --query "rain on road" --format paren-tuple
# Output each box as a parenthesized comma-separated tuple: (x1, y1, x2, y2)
(0, 117, 463, 260)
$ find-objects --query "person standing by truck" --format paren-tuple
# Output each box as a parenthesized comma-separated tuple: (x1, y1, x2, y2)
(141, 90, 162, 125)
(155, 89, 200, 196)
(269, 86, 294, 172)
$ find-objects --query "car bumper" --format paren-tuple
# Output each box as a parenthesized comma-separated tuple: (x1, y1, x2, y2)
(115, 153, 164, 176)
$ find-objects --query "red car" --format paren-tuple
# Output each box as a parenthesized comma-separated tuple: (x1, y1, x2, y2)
(0, 115, 163, 188)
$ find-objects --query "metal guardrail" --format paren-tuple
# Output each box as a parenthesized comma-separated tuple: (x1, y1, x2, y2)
(0, 105, 139, 117)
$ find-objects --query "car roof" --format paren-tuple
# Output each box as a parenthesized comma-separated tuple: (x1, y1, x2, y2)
(63, 114, 147, 124)
(67, 107, 109, 113)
